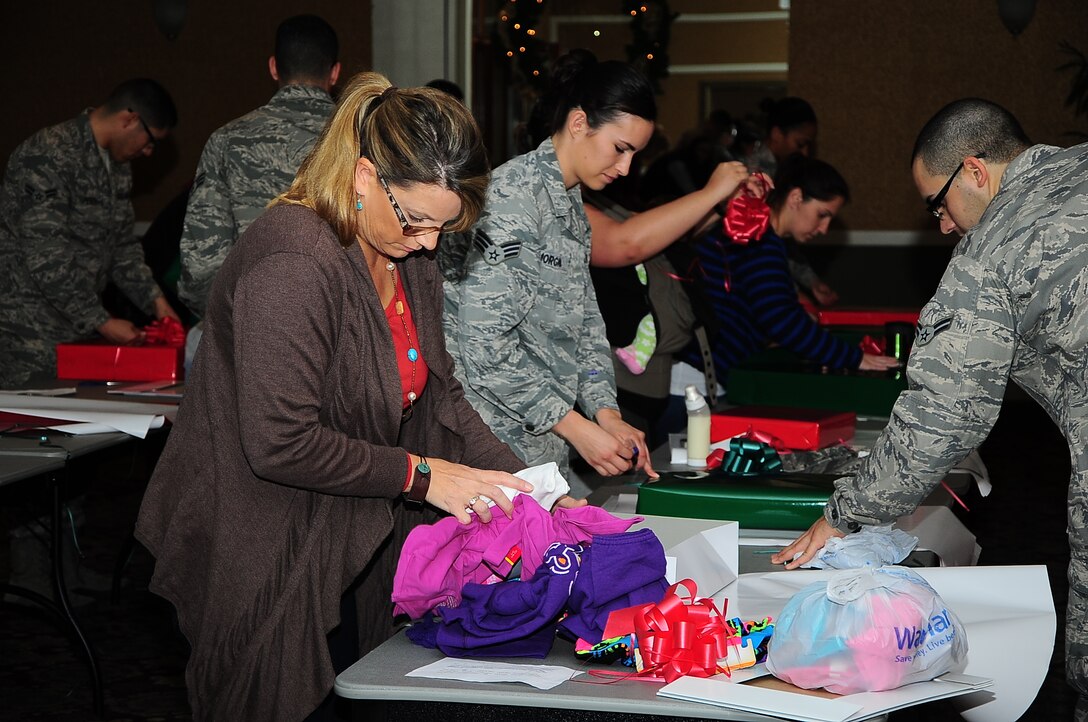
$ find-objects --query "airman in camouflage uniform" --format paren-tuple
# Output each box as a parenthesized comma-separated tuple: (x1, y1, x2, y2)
(0, 79, 179, 387)
(178, 15, 339, 319)
(775, 99, 1088, 718)
(443, 138, 642, 480)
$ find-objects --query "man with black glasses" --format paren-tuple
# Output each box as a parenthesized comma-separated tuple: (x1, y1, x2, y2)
(0, 77, 180, 387)
(775, 98, 1088, 718)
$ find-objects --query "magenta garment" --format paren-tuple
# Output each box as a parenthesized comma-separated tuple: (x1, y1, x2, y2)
(392, 496, 640, 619)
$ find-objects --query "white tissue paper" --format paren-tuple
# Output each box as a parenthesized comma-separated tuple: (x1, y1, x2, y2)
(802, 525, 919, 570)
(476, 461, 570, 512)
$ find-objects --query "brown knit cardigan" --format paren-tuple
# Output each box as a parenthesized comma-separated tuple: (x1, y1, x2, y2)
(136, 204, 523, 721)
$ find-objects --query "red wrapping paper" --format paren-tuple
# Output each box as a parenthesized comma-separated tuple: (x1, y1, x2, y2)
(56, 318, 186, 381)
(710, 405, 856, 450)
(816, 307, 920, 327)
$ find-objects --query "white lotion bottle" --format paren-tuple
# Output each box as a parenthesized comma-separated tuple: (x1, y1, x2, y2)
(684, 384, 711, 468)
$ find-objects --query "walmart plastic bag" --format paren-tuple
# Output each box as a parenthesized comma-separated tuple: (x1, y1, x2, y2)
(765, 566, 967, 693)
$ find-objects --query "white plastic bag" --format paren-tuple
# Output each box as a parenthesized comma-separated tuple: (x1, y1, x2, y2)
(766, 566, 968, 693)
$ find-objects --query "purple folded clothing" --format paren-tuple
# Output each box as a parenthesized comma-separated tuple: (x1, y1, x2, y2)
(558, 528, 669, 644)
(433, 542, 584, 658)
(392, 495, 639, 619)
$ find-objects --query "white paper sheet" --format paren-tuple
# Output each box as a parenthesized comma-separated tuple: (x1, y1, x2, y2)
(660, 671, 992, 722)
(405, 658, 583, 690)
(0, 393, 177, 438)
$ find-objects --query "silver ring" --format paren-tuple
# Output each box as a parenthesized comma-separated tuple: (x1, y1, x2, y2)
(468, 496, 480, 506)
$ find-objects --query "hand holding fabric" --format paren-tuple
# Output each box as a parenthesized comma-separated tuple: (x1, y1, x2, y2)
(421, 457, 533, 525)
(772, 517, 844, 569)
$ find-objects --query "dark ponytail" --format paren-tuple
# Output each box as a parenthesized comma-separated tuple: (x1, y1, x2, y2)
(762, 96, 817, 134)
(767, 154, 849, 210)
(525, 49, 656, 149)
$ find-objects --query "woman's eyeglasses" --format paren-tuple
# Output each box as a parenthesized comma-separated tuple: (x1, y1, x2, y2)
(376, 172, 444, 237)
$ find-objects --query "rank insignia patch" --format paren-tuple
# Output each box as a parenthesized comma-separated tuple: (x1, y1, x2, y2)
(916, 316, 953, 346)
(473, 229, 520, 265)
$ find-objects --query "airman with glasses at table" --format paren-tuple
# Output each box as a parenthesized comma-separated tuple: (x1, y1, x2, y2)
(775, 97, 1088, 720)
(0, 78, 179, 388)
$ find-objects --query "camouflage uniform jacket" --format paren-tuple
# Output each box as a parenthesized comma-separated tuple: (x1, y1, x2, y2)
(443, 138, 617, 470)
(178, 83, 333, 317)
(827, 143, 1088, 540)
(0, 110, 161, 383)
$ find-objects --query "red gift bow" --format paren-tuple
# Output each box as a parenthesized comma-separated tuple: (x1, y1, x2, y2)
(722, 175, 772, 245)
(632, 579, 737, 683)
(143, 317, 186, 347)
(858, 334, 886, 355)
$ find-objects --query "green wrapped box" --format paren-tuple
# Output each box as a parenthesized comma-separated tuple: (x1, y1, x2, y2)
(636, 471, 836, 531)
(727, 349, 907, 417)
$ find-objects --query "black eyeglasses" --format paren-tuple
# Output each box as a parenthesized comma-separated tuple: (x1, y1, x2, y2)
(376, 172, 444, 237)
(130, 109, 157, 149)
(926, 153, 985, 219)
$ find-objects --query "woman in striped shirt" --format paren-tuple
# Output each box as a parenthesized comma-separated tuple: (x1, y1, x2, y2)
(689, 154, 900, 383)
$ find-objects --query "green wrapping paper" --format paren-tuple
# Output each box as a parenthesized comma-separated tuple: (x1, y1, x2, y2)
(726, 349, 907, 417)
(636, 470, 838, 530)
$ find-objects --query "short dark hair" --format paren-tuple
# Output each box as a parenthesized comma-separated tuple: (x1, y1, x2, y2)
(912, 98, 1030, 175)
(763, 96, 817, 134)
(425, 79, 464, 102)
(274, 14, 338, 83)
(524, 49, 656, 149)
(767, 154, 850, 209)
(102, 78, 178, 129)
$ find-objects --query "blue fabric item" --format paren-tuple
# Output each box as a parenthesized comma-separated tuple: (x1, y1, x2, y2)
(558, 528, 669, 644)
(682, 229, 863, 380)
(405, 615, 439, 649)
(434, 543, 584, 659)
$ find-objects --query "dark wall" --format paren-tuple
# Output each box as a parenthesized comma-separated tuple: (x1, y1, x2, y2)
(2, 2, 373, 221)
(790, 0, 1088, 232)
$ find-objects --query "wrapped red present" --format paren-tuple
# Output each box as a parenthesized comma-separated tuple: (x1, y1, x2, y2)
(56, 318, 186, 382)
(710, 405, 856, 450)
(816, 307, 919, 327)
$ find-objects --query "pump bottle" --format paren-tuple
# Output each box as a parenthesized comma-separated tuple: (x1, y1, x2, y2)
(684, 385, 710, 468)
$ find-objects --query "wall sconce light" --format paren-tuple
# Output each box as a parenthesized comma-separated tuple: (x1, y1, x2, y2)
(996, 0, 1035, 36)
(153, 0, 187, 41)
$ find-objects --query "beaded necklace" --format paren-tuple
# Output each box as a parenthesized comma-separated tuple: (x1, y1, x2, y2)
(387, 261, 419, 420)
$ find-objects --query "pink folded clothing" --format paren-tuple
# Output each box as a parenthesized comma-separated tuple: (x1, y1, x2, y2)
(392, 495, 640, 619)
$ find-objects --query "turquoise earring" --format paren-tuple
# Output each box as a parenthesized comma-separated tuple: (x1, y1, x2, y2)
(355, 194, 363, 211)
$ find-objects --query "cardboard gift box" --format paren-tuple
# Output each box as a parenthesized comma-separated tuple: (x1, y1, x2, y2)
(636, 469, 836, 531)
(710, 405, 856, 450)
(56, 341, 184, 382)
(726, 349, 907, 417)
(816, 307, 919, 327)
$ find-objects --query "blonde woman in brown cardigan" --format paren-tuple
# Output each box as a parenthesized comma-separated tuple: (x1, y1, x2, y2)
(136, 72, 535, 721)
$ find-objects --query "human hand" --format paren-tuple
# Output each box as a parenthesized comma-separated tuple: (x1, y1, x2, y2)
(551, 495, 589, 512)
(737, 171, 773, 198)
(704, 161, 750, 203)
(595, 408, 658, 479)
(771, 517, 843, 569)
(418, 456, 533, 525)
(858, 353, 902, 372)
(153, 295, 182, 323)
(809, 280, 839, 306)
(97, 318, 145, 345)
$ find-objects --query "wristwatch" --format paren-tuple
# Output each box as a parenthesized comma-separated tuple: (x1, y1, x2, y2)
(405, 456, 431, 505)
(825, 496, 861, 533)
